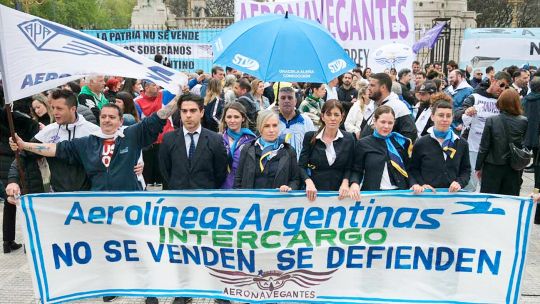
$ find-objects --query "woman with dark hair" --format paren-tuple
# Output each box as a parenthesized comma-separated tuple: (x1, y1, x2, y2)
(234, 110, 300, 191)
(363, 67, 372, 79)
(349, 105, 412, 199)
(299, 100, 355, 201)
(220, 102, 256, 189)
(409, 100, 471, 193)
(475, 89, 527, 195)
(299, 83, 326, 126)
(114, 91, 140, 126)
(121, 78, 142, 98)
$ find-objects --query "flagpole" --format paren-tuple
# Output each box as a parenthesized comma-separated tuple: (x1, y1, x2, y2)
(0, 9, 28, 195)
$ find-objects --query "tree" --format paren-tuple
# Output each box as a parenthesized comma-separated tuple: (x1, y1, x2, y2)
(468, 0, 540, 28)
(206, 0, 233, 17)
(0, 0, 136, 29)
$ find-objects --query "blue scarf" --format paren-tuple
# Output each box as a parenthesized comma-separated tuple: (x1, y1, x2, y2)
(434, 127, 456, 159)
(227, 128, 255, 157)
(373, 130, 412, 178)
(257, 137, 283, 172)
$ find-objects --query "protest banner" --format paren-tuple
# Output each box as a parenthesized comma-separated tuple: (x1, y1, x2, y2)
(20, 190, 533, 303)
(83, 29, 222, 73)
(0, 5, 186, 104)
(234, 0, 415, 71)
(459, 28, 540, 72)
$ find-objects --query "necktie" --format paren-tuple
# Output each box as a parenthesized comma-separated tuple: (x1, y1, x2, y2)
(188, 132, 197, 160)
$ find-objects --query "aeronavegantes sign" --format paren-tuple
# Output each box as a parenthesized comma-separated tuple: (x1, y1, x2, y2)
(20, 191, 533, 303)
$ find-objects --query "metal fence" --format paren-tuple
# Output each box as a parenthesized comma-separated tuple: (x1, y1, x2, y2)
(414, 25, 467, 67)
(130, 17, 234, 30)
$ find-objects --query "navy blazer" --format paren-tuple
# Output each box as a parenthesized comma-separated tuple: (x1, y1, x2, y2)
(159, 127, 228, 190)
(298, 131, 355, 190)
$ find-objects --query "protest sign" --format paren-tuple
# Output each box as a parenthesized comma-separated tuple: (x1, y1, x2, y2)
(234, 0, 415, 71)
(83, 29, 222, 73)
(0, 5, 186, 104)
(20, 190, 533, 303)
(459, 28, 540, 72)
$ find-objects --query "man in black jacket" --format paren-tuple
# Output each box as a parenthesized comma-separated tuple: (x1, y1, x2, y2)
(360, 73, 417, 142)
(159, 94, 227, 191)
(234, 79, 258, 131)
(158, 93, 228, 304)
(398, 68, 416, 106)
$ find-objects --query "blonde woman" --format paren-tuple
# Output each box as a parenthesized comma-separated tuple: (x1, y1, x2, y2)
(203, 78, 225, 132)
(344, 79, 373, 139)
(30, 93, 54, 129)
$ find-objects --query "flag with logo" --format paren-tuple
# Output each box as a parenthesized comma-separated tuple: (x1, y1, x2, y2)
(412, 22, 447, 54)
(0, 4, 187, 104)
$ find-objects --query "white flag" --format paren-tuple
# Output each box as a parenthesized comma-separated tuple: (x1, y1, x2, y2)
(0, 5, 187, 104)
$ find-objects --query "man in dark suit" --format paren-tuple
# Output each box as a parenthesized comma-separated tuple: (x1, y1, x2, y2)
(158, 94, 228, 303)
(159, 93, 228, 189)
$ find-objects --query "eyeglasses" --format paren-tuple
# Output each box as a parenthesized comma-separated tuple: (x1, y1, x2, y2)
(499, 83, 509, 89)
(476, 73, 483, 76)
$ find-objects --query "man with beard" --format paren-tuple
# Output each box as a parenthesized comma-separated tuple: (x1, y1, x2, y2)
(445, 69, 474, 110)
(398, 68, 416, 106)
(337, 72, 358, 112)
(455, 71, 512, 192)
(359, 73, 417, 141)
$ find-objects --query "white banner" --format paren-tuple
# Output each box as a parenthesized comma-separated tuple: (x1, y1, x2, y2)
(0, 5, 187, 103)
(20, 190, 534, 303)
(459, 28, 540, 72)
(234, 0, 415, 72)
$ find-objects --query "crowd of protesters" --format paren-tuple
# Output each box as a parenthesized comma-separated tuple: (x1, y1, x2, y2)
(1, 56, 540, 304)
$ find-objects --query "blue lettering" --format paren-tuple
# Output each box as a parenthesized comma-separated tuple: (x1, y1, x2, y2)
(200, 207, 219, 229)
(124, 240, 139, 262)
(297, 248, 313, 269)
(179, 206, 198, 229)
(220, 248, 236, 269)
(366, 246, 384, 267)
(277, 249, 296, 271)
(125, 206, 143, 225)
(283, 208, 303, 236)
(34, 73, 45, 85)
(104, 240, 122, 262)
(239, 204, 262, 231)
(346, 246, 365, 268)
(201, 246, 218, 266)
(416, 209, 443, 229)
(64, 202, 86, 225)
(395, 246, 412, 269)
(147, 242, 164, 262)
(167, 244, 182, 263)
(327, 246, 345, 268)
(435, 247, 454, 271)
(478, 250, 501, 275)
(88, 207, 105, 224)
(304, 207, 324, 229)
(393, 208, 418, 228)
(218, 208, 239, 229)
(413, 246, 433, 270)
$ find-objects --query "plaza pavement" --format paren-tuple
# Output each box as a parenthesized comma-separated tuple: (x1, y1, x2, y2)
(1, 174, 540, 303)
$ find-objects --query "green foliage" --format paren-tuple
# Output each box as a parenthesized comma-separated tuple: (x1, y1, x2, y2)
(0, 0, 137, 29)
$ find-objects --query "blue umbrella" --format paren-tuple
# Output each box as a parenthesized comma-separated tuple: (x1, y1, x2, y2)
(212, 13, 356, 83)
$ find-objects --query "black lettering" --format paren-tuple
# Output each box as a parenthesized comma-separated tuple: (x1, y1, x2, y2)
(531, 42, 540, 55)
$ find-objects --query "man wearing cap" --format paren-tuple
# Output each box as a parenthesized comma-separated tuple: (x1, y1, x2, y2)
(134, 79, 175, 188)
(414, 81, 437, 137)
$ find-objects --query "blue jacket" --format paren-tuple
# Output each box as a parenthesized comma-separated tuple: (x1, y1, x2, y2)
(56, 113, 166, 191)
(451, 86, 474, 109)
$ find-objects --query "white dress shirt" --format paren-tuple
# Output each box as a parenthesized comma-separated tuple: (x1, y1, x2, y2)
(315, 128, 343, 166)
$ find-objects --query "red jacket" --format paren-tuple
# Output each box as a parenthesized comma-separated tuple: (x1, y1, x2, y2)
(135, 91, 174, 144)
